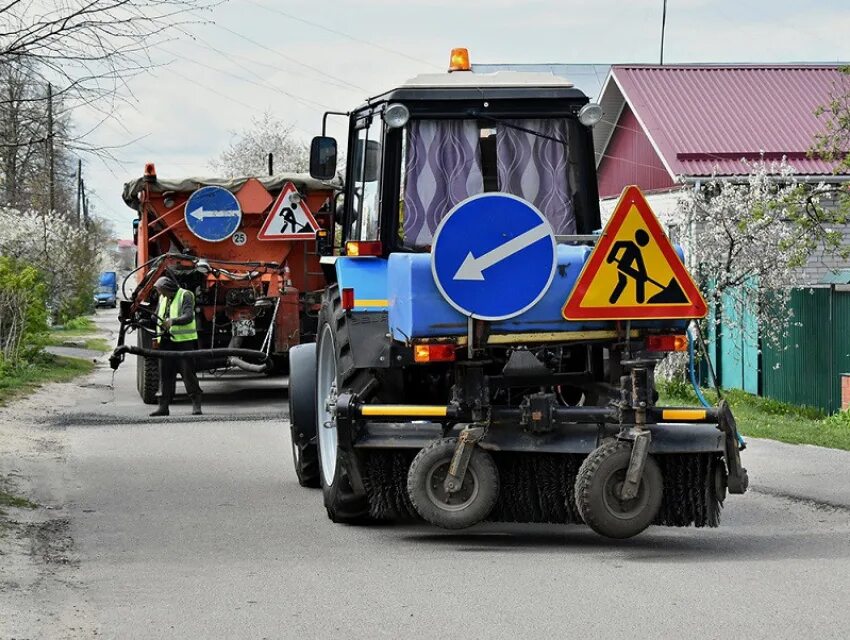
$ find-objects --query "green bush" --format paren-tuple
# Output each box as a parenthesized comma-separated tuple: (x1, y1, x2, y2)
(0, 256, 49, 367)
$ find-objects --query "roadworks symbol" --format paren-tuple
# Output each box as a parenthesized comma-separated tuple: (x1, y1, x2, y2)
(257, 181, 320, 240)
(562, 185, 707, 321)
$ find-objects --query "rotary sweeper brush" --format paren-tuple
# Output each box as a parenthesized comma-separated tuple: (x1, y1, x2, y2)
(286, 49, 748, 540)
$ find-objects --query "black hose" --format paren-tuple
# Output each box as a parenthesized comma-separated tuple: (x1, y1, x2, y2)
(114, 344, 271, 364)
(228, 357, 271, 373)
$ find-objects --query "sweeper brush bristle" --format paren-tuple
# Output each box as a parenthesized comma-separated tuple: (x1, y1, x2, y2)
(361, 450, 725, 527)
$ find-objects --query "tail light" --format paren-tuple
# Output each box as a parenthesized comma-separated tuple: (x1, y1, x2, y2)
(413, 344, 456, 363)
(647, 334, 688, 352)
(341, 287, 355, 311)
(345, 241, 382, 257)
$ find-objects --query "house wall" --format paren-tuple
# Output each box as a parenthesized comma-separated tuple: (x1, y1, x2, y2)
(596, 104, 675, 199)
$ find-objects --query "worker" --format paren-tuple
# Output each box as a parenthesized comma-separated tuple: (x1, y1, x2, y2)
(150, 276, 202, 417)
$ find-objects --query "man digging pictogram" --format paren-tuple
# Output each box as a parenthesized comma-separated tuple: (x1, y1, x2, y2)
(605, 229, 688, 305)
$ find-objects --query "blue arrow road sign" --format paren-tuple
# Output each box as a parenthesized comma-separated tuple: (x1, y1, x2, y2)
(431, 193, 557, 321)
(184, 186, 242, 242)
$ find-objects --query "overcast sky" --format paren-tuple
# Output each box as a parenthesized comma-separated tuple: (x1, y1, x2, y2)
(76, 0, 850, 232)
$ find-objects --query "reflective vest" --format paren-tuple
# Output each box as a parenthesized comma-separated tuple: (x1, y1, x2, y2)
(157, 288, 198, 342)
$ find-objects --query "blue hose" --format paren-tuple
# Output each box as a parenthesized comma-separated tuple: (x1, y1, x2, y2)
(687, 327, 711, 409)
(687, 326, 745, 447)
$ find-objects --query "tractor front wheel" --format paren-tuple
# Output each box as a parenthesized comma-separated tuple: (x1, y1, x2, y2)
(575, 440, 663, 539)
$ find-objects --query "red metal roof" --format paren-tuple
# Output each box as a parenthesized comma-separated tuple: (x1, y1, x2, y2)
(608, 64, 850, 177)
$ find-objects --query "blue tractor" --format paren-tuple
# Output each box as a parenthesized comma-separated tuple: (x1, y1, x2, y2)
(287, 51, 748, 539)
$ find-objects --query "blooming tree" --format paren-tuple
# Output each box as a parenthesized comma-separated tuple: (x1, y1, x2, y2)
(0, 206, 112, 321)
(676, 159, 843, 347)
(210, 111, 309, 178)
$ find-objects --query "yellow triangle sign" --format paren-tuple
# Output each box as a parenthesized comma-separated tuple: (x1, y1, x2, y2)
(563, 185, 707, 321)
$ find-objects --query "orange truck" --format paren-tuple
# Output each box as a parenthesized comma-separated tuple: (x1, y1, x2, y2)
(109, 164, 339, 403)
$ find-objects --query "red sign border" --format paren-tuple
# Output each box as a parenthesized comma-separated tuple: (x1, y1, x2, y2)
(257, 181, 320, 241)
(562, 185, 707, 321)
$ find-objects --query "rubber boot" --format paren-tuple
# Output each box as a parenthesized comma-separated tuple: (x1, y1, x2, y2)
(191, 394, 202, 416)
(150, 399, 170, 417)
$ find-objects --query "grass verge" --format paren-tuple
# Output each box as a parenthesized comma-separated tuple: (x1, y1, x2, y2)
(45, 334, 111, 352)
(658, 382, 850, 451)
(0, 355, 95, 405)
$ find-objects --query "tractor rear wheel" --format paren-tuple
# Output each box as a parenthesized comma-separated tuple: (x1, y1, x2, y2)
(407, 438, 499, 530)
(136, 330, 159, 405)
(315, 287, 373, 523)
(287, 343, 319, 488)
(575, 440, 663, 539)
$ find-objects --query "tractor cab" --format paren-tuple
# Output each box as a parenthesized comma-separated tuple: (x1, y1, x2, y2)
(311, 48, 602, 257)
(289, 50, 748, 540)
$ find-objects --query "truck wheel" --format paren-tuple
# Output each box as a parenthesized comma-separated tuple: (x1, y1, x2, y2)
(315, 288, 372, 523)
(287, 343, 319, 488)
(407, 438, 499, 530)
(136, 331, 159, 405)
(574, 440, 663, 539)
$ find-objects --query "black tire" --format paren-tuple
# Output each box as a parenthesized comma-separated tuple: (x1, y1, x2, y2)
(316, 286, 374, 523)
(288, 343, 320, 488)
(136, 330, 159, 405)
(575, 440, 663, 539)
(407, 437, 500, 530)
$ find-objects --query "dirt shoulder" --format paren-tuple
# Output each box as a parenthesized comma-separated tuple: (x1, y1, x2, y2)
(0, 345, 109, 638)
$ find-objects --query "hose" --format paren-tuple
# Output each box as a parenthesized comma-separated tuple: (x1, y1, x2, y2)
(112, 344, 271, 365)
(227, 357, 271, 373)
(687, 326, 711, 409)
(688, 324, 746, 448)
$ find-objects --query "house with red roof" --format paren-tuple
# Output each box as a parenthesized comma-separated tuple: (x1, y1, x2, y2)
(594, 63, 850, 284)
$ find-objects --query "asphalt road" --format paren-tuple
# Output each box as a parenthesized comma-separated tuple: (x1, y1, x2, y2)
(17, 310, 850, 638)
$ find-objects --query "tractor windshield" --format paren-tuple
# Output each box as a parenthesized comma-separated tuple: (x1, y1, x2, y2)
(401, 117, 577, 249)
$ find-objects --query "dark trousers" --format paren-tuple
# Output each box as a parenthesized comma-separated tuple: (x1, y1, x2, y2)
(158, 338, 202, 403)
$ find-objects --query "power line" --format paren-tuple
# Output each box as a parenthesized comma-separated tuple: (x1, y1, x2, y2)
(160, 47, 334, 111)
(181, 30, 362, 95)
(163, 67, 314, 137)
(245, 0, 441, 70)
(211, 22, 367, 93)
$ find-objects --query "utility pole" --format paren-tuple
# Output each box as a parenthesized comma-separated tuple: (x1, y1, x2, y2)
(46, 82, 55, 211)
(268, 152, 274, 176)
(76, 159, 82, 225)
(81, 178, 89, 227)
(659, 0, 668, 65)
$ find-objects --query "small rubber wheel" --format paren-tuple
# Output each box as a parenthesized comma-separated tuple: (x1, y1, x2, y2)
(287, 343, 320, 488)
(407, 438, 499, 530)
(575, 440, 663, 539)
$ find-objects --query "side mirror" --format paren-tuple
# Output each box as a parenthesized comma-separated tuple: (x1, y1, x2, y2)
(310, 136, 337, 180)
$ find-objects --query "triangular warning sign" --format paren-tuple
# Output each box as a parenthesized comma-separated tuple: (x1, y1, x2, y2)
(563, 185, 707, 320)
(258, 182, 320, 240)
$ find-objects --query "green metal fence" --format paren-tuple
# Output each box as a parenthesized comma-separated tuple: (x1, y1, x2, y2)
(761, 287, 850, 414)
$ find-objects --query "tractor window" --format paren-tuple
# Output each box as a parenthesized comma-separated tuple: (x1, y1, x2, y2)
(350, 117, 384, 241)
(400, 117, 576, 249)
(401, 119, 484, 248)
(494, 118, 575, 235)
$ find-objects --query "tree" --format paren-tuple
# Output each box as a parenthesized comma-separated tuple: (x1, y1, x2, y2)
(0, 60, 75, 211)
(676, 159, 843, 347)
(210, 111, 309, 177)
(813, 65, 850, 219)
(0, 205, 113, 321)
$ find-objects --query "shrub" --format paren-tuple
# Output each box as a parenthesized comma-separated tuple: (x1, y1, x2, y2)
(0, 256, 49, 366)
